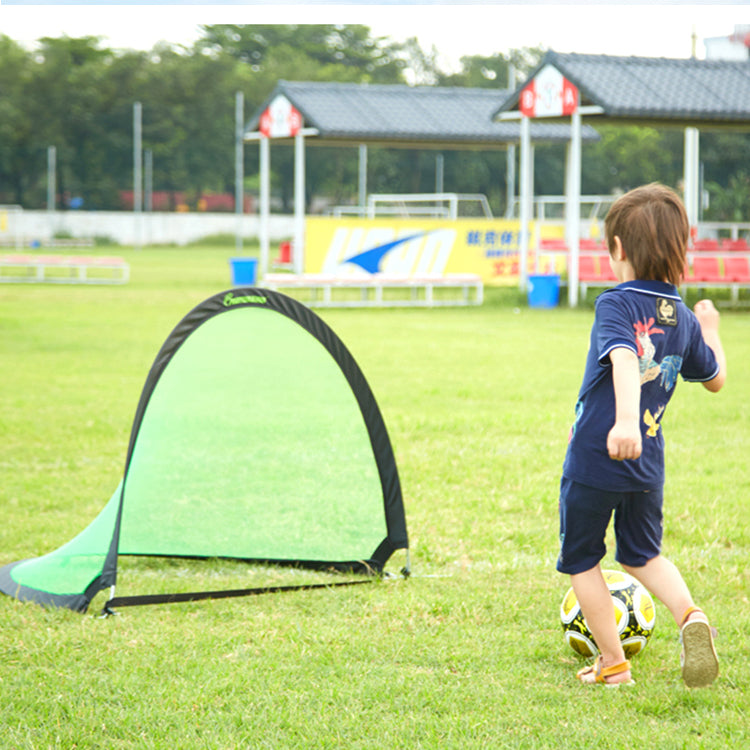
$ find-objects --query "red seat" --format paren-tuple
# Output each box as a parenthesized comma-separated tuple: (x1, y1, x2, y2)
(721, 238, 750, 252)
(723, 256, 750, 282)
(693, 239, 720, 252)
(540, 238, 569, 251)
(578, 255, 598, 280)
(691, 256, 724, 282)
(578, 255, 616, 288)
(579, 238, 605, 251)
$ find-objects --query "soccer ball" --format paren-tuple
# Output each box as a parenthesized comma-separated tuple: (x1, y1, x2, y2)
(560, 569, 656, 658)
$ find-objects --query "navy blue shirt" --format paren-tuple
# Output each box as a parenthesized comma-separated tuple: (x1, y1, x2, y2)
(563, 280, 719, 492)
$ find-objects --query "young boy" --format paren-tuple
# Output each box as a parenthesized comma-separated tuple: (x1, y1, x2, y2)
(557, 183, 726, 687)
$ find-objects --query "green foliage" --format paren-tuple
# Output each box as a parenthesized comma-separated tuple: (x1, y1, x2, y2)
(582, 125, 683, 194)
(439, 48, 544, 88)
(199, 24, 408, 84)
(0, 249, 749, 747)
(704, 170, 750, 222)
(700, 132, 750, 194)
(0, 36, 36, 205)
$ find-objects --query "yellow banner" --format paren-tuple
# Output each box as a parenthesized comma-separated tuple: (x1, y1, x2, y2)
(304, 217, 547, 286)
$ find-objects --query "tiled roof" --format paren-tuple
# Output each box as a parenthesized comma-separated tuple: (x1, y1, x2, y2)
(496, 51, 750, 124)
(246, 80, 599, 146)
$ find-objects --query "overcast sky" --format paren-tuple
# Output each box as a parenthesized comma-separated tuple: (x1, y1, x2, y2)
(1, 4, 748, 74)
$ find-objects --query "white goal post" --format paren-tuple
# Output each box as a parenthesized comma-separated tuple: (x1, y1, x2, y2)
(331, 193, 494, 220)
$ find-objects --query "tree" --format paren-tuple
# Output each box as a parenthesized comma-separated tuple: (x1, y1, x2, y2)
(138, 44, 248, 203)
(581, 125, 682, 196)
(0, 36, 36, 205)
(439, 48, 544, 90)
(198, 25, 407, 86)
(27, 36, 121, 209)
(704, 170, 750, 222)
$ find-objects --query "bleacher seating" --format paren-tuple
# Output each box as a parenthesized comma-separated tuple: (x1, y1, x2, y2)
(0, 254, 129, 284)
(578, 254, 617, 295)
(692, 239, 720, 252)
(578, 255, 597, 279)
(682, 254, 750, 303)
(539, 238, 569, 252)
(721, 256, 750, 302)
(579, 238, 608, 251)
(690, 256, 724, 283)
(539, 237, 750, 303)
(262, 273, 483, 308)
(721, 238, 750, 253)
(723, 255, 750, 282)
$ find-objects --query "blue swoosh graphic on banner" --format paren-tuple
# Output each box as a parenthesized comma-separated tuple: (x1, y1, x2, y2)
(343, 232, 428, 274)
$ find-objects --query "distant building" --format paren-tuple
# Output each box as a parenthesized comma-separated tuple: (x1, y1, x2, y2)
(704, 25, 750, 61)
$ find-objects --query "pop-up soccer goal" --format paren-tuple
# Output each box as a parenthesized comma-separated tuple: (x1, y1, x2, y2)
(0, 288, 409, 613)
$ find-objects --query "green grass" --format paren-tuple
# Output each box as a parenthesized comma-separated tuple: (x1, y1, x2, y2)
(1, 245, 749, 748)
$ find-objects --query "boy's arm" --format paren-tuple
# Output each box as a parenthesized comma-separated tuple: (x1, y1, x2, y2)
(607, 347, 642, 461)
(694, 299, 726, 393)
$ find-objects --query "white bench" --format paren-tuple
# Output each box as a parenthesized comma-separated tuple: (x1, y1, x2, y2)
(0, 254, 129, 285)
(262, 273, 483, 308)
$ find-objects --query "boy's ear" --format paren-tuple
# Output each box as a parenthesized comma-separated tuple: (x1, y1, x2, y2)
(612, 236, 626, 261)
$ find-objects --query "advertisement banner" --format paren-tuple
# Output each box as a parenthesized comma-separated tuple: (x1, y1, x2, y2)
(304, 217, 545, 286)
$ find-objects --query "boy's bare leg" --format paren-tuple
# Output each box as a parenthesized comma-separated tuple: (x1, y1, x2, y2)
(621, 555, 696, 625)
(571, 565, 632, 684)
(622, 555, 718, 687)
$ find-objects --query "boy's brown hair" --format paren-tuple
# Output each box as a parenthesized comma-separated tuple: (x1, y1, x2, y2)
(605, 183, 689, 285)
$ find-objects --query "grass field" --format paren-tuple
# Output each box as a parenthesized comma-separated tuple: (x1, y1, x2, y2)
(1, 245, 749, 748)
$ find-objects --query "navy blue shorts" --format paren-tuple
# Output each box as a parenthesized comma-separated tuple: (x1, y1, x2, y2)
(556, 477, 664, 575)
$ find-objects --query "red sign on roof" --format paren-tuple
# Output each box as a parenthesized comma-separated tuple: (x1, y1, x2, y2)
(520, 65, 579, 118)
(258, 95, 303, 138)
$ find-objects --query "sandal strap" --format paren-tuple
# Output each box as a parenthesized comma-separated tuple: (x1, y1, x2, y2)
(597, 659, 631, 681)
(680, 606, 704, 628)
(577, 656, 633, 685)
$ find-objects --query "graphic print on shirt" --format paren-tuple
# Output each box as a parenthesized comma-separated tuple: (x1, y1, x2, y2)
(633, 316, 683, 440)
(633, 317, 683, 390)
(634, 317, 665, 384)
(644, 405, 665, 437)
(568, 399, 583, 442)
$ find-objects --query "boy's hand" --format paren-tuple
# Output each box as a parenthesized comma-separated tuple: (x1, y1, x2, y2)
(694, 299, 726, 392)
(694, 299, 720, 332)
(607, 419, 642, 461)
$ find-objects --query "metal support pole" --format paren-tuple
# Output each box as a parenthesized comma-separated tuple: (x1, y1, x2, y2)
(519, 115, 531, 292)
(133, 102, 142, 250)
(144, 150, 153, 213)
(358, 144, 368, 215)
(567, 110, 582, 307)
(294, 131, 305, 274)
(683, 127, 700, 233)
(235, 91, 244, 254)
(505, 144, 516, 218)
(259, 135, 270, 278)
(47, 146, 56, 212)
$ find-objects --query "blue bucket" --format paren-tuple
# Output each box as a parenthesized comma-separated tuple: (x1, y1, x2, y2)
(527, 274, 560, 308)
(229, 257, 258, 286)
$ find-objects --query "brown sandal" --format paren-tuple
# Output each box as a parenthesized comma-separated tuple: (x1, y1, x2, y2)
(680, 606, 719, 688)
(576, 655, 633, 686)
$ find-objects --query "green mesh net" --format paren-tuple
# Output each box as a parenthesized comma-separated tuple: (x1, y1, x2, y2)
(119, 307, 384, 561)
